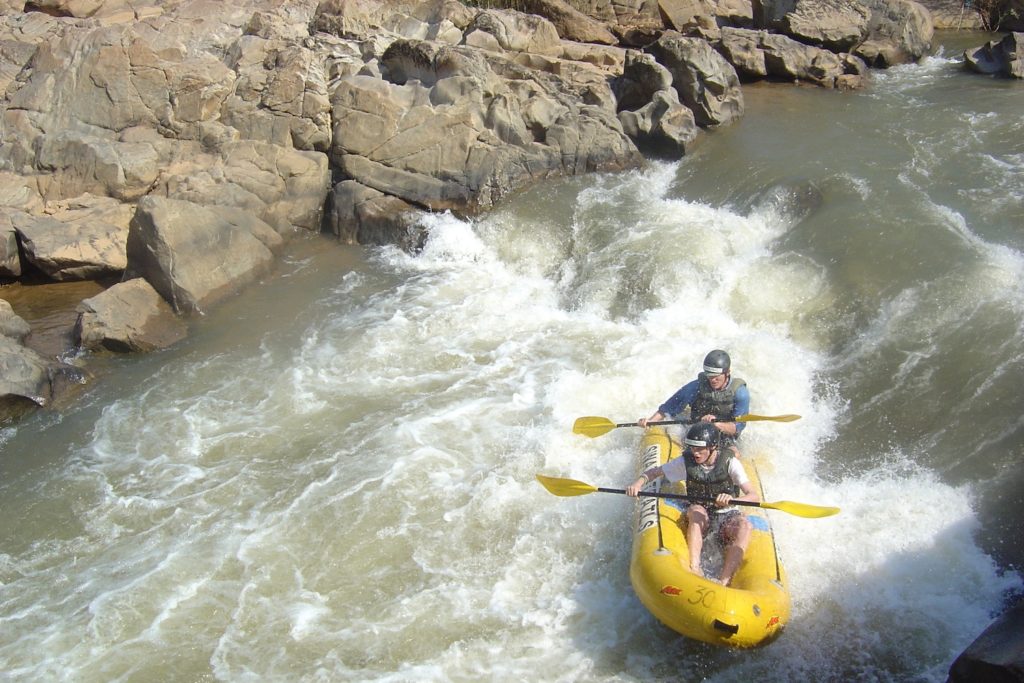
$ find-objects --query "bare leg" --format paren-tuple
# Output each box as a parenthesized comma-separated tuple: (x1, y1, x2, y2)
(719, 515, 753, 586)
(685, 505, 710, 575)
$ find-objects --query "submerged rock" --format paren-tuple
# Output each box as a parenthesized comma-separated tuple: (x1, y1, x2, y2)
(948, 598, 1024, 682)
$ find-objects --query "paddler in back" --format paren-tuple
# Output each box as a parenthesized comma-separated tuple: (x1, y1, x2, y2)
(624, 423, 759, 586)
(637, 349, 750, 446)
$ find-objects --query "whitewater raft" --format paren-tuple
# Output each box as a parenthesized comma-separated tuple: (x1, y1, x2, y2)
(630, 426, 790, 648)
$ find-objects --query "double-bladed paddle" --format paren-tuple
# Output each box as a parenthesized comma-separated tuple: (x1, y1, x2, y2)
(535, 474, 839, 518)
(572, 413, 802, 438)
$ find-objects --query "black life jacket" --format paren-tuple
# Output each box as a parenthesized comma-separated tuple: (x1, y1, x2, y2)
(689, 372, 746, 420)
(683, 447, 739, 500)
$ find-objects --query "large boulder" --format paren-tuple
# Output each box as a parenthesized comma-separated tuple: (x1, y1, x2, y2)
(329, 38, 641, 213)
(618, 88, 699, 156)
(244, 5, 322, 43)
(615, 49, 675, 110)
(31, 131, 162, 203)
(708, 0, 756, 27)
(720, 26, 869, 88)
(644, 33, 745, 127)
(74, 277, 187, 352)
(150, 141, 332, 234)
(606, 0, 664, 26)
(752, 0, 933, 66)
(125, 196, 277, 315)
(0, 173, 44, 277)
(0, 172, 44, 213)
(0, 14, 56, 95)
(5, 25, 237, 157)
(964, 32, 1024, 78)
(508, 0, 618, 44)
(221, 37, 333, 152)
(756, 0, 871, 51)
(0, 298, 31, 341)
(0, 211, 21, 277)
(615, 50, 699, 156)
(2, 3, 332, 203)
(9, 195, 133, 281)
(19, 1, 105, 18)
(464, 9, 564, 56)
(660, 0, 716, 32)
(916, 0, 984, 29)
(0, 334, 52, 412)
(326, 180, 425, 250)
(311, 0, 434, 38)
(856, 0, 934, 67)
(0, 329, 87, 423)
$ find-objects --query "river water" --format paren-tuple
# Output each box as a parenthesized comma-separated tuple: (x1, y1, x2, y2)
(1, 33, 1022, 682)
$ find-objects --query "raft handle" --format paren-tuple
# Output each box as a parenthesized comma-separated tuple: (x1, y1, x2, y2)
(712, 620, 739, 636)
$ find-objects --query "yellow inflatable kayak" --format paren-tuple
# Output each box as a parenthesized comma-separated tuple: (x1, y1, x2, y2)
(629, 427, 790, 648)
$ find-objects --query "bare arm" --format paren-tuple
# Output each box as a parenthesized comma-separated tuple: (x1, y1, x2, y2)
(637, 411, 665, 428)
(626, 465, 664, 496)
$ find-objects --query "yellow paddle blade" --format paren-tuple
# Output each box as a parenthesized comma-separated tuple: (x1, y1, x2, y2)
(572, 416, 618, 438)
(762, 500, 840, 518)
(536, 474, 599, 497)
(737, 413, 802, 422)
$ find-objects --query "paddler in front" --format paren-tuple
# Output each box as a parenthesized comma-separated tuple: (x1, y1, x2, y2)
(625, 423, 759, 586)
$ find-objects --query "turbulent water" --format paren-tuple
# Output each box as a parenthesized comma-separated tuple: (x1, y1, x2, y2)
(2, 34, 1023, 682)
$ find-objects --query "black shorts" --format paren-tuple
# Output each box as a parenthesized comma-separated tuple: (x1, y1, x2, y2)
(670, 499, 743, 540)
(709, 509, 744, 542)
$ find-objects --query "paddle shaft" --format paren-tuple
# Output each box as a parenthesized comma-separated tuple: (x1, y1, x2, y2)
(596, 414, 799, 430)
(596, 485, 759, 509)
(613, 419, 681, 429)
(535, 474, 840, 518)
(608, 419, 747, 429)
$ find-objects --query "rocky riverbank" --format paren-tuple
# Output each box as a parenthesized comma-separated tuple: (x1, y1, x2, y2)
(0, 0, 1008, 424)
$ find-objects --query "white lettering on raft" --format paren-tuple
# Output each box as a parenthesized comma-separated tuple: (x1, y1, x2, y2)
(636, 443, 662, 534)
